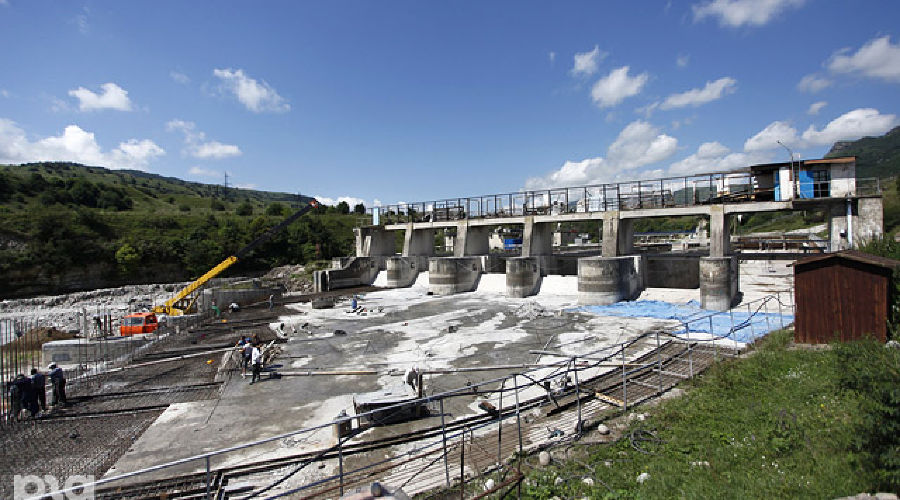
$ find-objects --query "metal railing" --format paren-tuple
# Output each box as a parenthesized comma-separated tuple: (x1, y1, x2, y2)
(370, 174, 881, 225)
(37, 292, 795, 499)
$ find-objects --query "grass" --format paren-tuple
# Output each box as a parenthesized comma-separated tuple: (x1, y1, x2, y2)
(507, 330, 900, 499)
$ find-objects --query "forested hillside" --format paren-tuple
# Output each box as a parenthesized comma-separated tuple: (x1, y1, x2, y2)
(0, 162, 364, 298)
(827, 126, 900, 179)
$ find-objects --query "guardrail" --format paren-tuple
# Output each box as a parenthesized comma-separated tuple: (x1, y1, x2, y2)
(369, 174, 881, 225)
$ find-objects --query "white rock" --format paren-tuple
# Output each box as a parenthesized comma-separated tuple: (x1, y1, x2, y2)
(582, 477, 594, 486)
(539, 451, 551, 466)
(596, 424, 610, 435)
(637, 472, 650, 484)
(483, 479, 495, 491)
(554, 476, 563, 486)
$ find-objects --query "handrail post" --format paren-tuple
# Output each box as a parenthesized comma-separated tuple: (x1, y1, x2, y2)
(621, 343, 628, 411)
(338, 434, 345, 495)
(205, 456, 211, 500)
(497, 378, 504, 468)
(441, 398, 451, 487)
(656, 331, 663, 394)
(572, 357, 582, 433)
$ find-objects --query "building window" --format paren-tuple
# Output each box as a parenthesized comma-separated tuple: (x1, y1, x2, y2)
(812, 169, 830, 198)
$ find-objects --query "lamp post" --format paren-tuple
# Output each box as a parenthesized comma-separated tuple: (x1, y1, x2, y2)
(777, 140, 797, 199)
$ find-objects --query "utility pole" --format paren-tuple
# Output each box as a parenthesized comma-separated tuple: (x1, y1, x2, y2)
(223, 171, 229, 200)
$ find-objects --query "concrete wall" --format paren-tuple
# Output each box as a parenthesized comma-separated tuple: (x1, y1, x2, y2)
(429, 257, 483, 295)
(855, 197, 883, 245)
(386, 256, 428, 288)
(830, 161, 856, 197)
(521, 218, 553, 257)
(645, 256, 700, 288)
(454, 222, 491, 257)
(355, 227, 397, 257)
(699, 256, 739, 311)
(43, 336, 151, 367)
(577, 255, 645, 305)
(198, 286, 281, 313)
(315, 257, 381, 292)
(828, 201, 853, 251)
(402, 225, 435, 257)
(506, 257, 542, 298)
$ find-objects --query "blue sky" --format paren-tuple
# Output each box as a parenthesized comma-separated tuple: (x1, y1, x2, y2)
(1, 0, 898, 208)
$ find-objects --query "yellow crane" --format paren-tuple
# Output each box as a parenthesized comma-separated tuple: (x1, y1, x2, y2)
(153, 199, 319, 316)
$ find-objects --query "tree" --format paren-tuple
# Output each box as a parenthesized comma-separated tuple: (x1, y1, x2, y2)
(236, 201, 254, 216)
(266, 202, 286, 216)
(115, 243, 141, 274)
(336, 201, 350, 214)
(353, 203, 366, 214)
(210, 198, 226, 211)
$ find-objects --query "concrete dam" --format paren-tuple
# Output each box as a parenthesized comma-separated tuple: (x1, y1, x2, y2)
(316, 157, 884, 310)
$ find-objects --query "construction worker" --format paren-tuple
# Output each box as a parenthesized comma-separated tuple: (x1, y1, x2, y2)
(211, 301, 221, 318)
(229, 302, 240, 314)
(7, 375, 24, 421)
(48, 363, 67, 406)
(30, 367, 47, 413)
(267, 294, 274, 310)
(249, 343, 263, 384)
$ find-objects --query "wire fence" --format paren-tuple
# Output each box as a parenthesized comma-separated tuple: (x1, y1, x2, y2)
(1, 308, 211, 425)
(30, 291, 796, 500)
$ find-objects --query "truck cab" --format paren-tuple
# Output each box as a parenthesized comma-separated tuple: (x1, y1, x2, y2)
(120, 312, 159, 336)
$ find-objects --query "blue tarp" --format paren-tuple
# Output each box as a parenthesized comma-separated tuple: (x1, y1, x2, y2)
(577, 300, 793, 344)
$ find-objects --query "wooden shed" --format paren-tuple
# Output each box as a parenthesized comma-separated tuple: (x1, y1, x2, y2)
(792, 250, 899, 344)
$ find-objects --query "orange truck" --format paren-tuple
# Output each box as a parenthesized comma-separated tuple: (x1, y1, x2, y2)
(120, 312, 159, 336)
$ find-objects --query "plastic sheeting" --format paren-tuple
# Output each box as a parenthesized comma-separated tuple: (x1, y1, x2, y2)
(577, 299, 794, 344)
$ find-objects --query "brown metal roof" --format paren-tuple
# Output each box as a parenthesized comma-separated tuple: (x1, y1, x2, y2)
(790, 250, 900, 270)
(749, 156, 856, 171)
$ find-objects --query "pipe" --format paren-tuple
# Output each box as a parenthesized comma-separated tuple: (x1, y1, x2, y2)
(847, 198, 853, 248)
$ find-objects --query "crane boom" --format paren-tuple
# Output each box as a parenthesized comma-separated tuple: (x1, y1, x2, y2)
(153, 199, 319, 315)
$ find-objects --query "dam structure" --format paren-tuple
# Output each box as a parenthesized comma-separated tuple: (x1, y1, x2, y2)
(316, 156, 884, 310)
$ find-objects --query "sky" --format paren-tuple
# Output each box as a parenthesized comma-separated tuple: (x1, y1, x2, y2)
(1, 0, 899, 209)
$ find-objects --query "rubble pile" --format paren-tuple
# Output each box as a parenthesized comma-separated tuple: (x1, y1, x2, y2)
(261, 264, 316, 294)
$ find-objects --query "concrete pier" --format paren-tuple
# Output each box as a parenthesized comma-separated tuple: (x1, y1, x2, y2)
(506, 257, 542, 298)
(314, 257, 381, 292)
(699, 256, 739, 311)
(428, 257, 483, 295)
(577, 255, 645, 305)
(386, 256, 427, 288)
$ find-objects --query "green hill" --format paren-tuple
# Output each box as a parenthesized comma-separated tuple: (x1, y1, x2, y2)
(826, 125, 900, 179)
(0, 162, 362, 298)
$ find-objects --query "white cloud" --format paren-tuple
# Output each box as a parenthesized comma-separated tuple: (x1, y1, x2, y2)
(525, 120, 677, 189)
(660, 77, 736, 110)
(166, 119, 242, 159)
(213, 68, 290, 113)
(189, 166, 221, 178)
(669, 141, 771, 175)
(676, 54, 690, 68)
(693, 0, 805, 27)
(0, 0, 9, 6)
(314, 195, 368, 208)
(548, 51, 556, 64)
(807, 101, 827, 115)
(571, 45, 606, 77)
(170, 71, 190, 84)
(591, 66, 649, 108)
(68, 83, 133, 111)
(0, 89, 9, 98)
(827, 35, 900, 83)
(0, 118, 164, 169)
(796, 73, 832, 93)
(801, 108, 897, 146)
(744, 120, 799, 151)
(607, 120, 679, 168)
